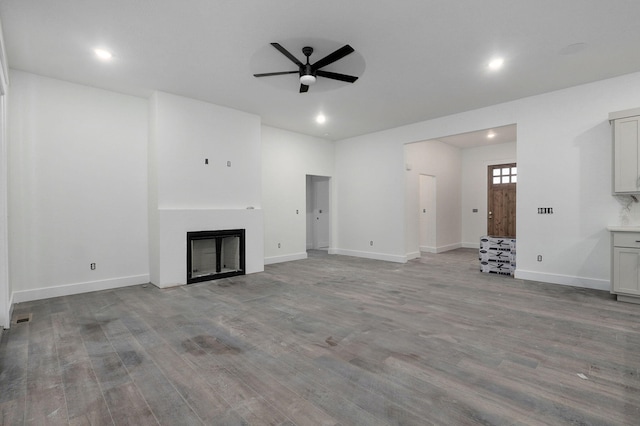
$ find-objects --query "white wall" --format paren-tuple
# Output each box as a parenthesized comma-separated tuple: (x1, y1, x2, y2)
(262, 125, 334, 264)
(405, 140, 462, 257)
(8, 71, 149, 302)
(461, 142, 517, 248)
(334, 133, 407, 262)
(150, 92, 261, 209)
(0, 17, 9, 328)
(148, 92, 263, 287)
(335, 71, 640, 290)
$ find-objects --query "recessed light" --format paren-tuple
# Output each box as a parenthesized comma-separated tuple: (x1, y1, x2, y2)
(488, 57, 504, 71)
(316, 114, 326, 124)
(487, 131, 496, 139)
(94, 48, 113, 60)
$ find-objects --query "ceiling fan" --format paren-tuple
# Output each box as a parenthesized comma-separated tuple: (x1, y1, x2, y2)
(254, 42, 359, 93)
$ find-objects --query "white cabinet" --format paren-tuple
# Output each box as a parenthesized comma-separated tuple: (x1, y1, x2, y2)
(610, 228, 640, 303)
(610, 108, 640, 194)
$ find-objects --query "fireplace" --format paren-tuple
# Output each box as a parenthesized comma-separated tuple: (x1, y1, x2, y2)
(187, 229, 245, 283)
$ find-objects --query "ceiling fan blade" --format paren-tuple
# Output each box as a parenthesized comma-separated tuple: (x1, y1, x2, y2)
(253, 71, 299, 77)
(311, 44, 355, 70)
(316, 70, 358, 83)
(271, 42, 304, 67)
(299, 84, 309, 93)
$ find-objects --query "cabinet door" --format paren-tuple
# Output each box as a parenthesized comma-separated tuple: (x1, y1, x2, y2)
(614, 116, 640, 193)
(613, 246, 640, 295)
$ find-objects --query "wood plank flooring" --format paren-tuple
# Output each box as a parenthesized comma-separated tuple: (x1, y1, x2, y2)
(1, 249, 639, 425)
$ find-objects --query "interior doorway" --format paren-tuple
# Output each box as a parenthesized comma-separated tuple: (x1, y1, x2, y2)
(419, 174, 437, 253)
(306, 175, 330, 250)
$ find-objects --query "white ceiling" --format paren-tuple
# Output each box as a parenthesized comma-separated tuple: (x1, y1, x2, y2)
(435, 124, 517, 149)
(2, 1, 640, 141)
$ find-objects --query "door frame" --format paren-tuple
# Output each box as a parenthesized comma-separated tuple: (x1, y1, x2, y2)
(487, 162, 517, 237)
(419, 174, 437, 253)
(306, 175, 332, 250)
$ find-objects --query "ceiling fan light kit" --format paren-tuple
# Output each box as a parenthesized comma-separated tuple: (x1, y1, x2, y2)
(300, 74, 316, 85)
(254, 42, 358, 93)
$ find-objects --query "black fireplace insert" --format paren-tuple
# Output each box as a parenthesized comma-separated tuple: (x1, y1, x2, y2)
(186, 229, 245, 283)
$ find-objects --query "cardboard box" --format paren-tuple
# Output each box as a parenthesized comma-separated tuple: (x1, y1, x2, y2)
(480, 261, 514, 276)
(480, 236, 516, 276)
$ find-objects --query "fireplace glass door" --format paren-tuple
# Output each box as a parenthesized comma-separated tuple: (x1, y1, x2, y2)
(187, 229, 245, 283)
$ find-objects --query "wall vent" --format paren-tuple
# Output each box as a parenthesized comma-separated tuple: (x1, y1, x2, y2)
(15, 313, 32, 324)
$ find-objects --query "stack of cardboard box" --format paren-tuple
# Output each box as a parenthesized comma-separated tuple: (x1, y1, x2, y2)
(479, 236, 516, 276)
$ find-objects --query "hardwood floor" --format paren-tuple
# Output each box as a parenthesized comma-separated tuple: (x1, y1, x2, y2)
(1, 248, 639, 425)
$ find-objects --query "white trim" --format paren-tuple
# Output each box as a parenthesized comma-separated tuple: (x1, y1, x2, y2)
(2, 291, 13, 330)
(330, 248, 407, 263)
(434, 243, 463, 253)
(419, 245, 437, 253)
(514, 269, 610, 292)
(406, 251, 420, 261)
(0, 19, 8, 93)
(264, 252, 308, 265)
(12, 274, 149, 303)
(616, 294, 640, 304)
(0, 21, 8, 328)
(420, 243, 464, 254)
(462, 242, 480, 249)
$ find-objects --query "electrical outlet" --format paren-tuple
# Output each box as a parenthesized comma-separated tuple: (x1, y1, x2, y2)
(537, 255, 542, 262)
(278, 243, 281, 248)
(90, 263, 96, 270)
(370, 241, 374, 246)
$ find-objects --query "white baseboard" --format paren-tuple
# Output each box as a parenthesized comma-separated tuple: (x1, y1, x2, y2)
(420, 243, 463, 254)
(12, 274, 150, 304)
(406, 251, 421, 261)
(330, 248, 407, 263)
(419, 246, 437, 253)
(435, 243, 462, 253)
(462, 242, 480, 249)
(264, 252, 308, 265)
(514, 269, 610, 292)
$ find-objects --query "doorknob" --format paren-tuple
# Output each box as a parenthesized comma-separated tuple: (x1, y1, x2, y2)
(488, 211, 493, 219)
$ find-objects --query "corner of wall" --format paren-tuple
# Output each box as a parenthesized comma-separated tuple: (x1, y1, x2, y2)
(0, 15, 10, 330)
